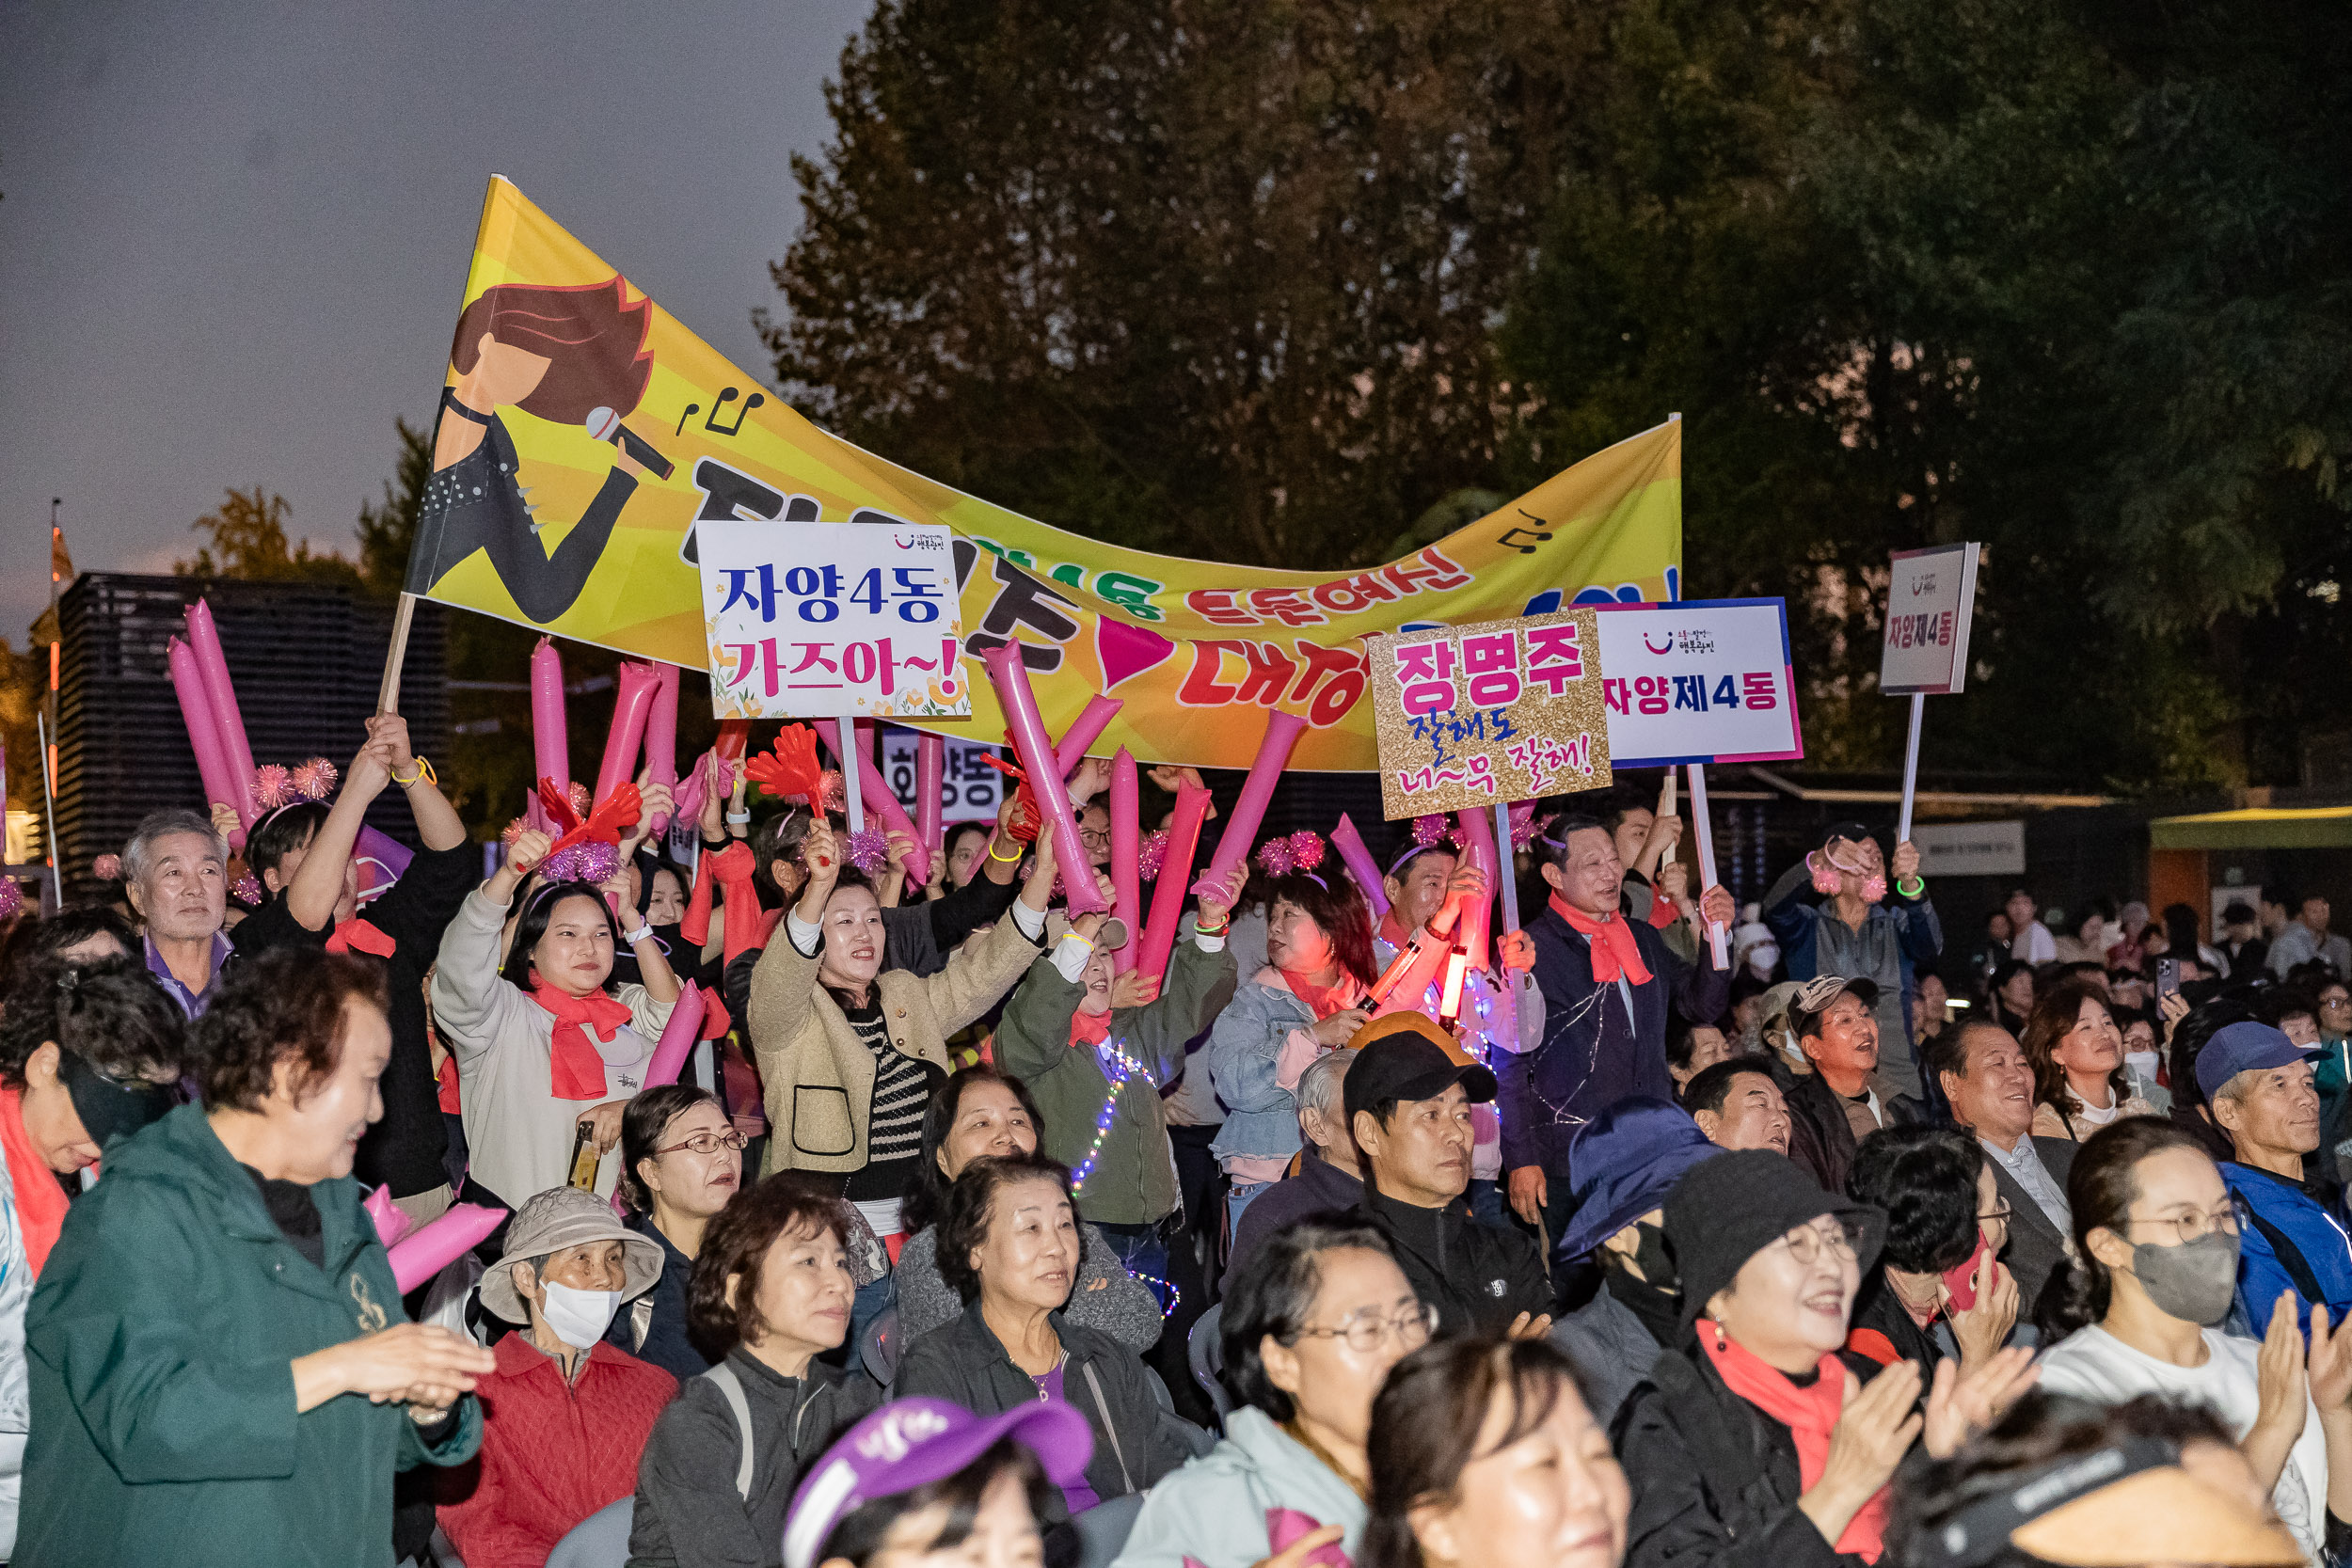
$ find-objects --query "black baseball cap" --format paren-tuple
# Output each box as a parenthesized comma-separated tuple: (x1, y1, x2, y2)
(1343, 1013, 1497, 1123)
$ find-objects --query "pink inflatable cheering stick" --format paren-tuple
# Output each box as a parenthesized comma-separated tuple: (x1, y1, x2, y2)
(167, 639, 243, 844)
(594, 661, 661, 806)
(982, 644, 1107, 913)
(1453, 807, 1499, 975)
(361, 1183, 414, 1248)
(642, 981, 709, 1088)
(915, 732, 945, 857)
(644, 663, 680, 838)
(815, 720, 931, 887)
(530, 638, 569, 832)
(1330, 814, 1391, 924)
(388, 1202, 505, 1293)
(1135, 779, 1212, 984)
(1192, 711, 1306, 900)
(183, 599, 259, 837)
(1109, 750, 1140, 973)
(1052, 695, 1123, 776)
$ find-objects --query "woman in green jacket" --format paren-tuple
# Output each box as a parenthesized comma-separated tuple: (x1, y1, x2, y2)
(22, 948, 493, 1568)
(993, 865, 1243, 1276)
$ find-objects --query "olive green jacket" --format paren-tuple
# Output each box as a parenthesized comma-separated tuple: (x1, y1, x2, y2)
(995, 928, 1234, 1226)
(23, 1103, 480, 1567)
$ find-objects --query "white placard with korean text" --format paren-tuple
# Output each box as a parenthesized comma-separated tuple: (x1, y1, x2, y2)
(1880, 544, 1982, 696)
(1592, 599, 1804, 766)
(698, 518, 971, 719)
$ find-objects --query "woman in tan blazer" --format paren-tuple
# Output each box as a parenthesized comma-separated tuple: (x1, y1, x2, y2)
(746, 815, 1060, 1246)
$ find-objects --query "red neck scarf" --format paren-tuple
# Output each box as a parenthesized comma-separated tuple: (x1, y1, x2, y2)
(1279, 969, 1359, 1021)
(1069, 1008, 1113, 1048)
(326, 917, 394, 958)
(0, 1087, 68, 1277)
(528, 981, 636, 1101)
(1698, 1322, 1887, 1560)
(1548, 893, 1654, 986)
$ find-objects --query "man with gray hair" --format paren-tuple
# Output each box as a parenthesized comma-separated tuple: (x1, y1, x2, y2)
(1221, 1047, 1362, 1289)
(121, 808, 232, 1017)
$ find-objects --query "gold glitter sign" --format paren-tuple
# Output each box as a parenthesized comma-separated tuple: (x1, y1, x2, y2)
(1368, 607, 1613, 819)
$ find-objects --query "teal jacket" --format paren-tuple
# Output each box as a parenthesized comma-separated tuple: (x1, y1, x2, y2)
(22, 1103, 481, 1567)
(995, 928, 1234, 1226)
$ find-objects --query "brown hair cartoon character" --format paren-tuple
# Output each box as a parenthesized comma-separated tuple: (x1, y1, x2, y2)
(407, 277, 666, 623)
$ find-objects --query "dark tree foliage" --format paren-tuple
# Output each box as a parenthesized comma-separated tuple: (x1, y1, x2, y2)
(773, 0, 2352, 792)
(765, 0, 1607, 571)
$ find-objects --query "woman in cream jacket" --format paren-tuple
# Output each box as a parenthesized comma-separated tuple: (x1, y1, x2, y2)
(746, 816, 1059, 1245)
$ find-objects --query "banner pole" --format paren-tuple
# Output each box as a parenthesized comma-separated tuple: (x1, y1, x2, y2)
(838, 727, 866, 833)
(1686, 763, 1728, 967)
(1491, 799, 1524, 1035)
(376, 592, 417, 716)
(1897, 691, 1925, 845)
(37, 712, 60, 913)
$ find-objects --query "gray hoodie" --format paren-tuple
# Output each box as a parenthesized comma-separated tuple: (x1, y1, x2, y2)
(1110, 1407, 1366, 1568)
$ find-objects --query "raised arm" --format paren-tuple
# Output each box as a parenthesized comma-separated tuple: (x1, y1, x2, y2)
(282, 733, 397, 931)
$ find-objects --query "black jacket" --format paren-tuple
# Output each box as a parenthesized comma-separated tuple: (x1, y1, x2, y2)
(603, 1213, 714, 1383)
(232, 840, 480, 1196)
(628, 1348, 880, 1568)
(1359, 1184, 1551, 1334)
(1613, 1345, 1861, 1568)
(1224, 1148, 1363, 1291)
(893, 1300, 1191, 1520)
(1980, 1135, 2077, 1315)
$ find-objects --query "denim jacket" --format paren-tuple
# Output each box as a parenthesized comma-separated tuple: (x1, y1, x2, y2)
(1206, 972, 1320, 1166)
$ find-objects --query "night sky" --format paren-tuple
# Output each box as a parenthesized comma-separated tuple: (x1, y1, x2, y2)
(0, 0, 872, 632)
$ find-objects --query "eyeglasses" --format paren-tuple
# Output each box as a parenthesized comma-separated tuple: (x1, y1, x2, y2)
(1775, 1219, 1865, 1268)
(1294, 1303, 1439, 1355)
(2123, 1202, 2241, 1245)
(1979, 1201, 2014, 1224)
(1078, 824, 1112, 850)
(2322, 995, 2352, 1011)
(657, 1130, 750, 1158)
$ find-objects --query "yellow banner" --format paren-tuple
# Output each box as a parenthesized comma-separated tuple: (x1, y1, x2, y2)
(407, 178, 1682, 768)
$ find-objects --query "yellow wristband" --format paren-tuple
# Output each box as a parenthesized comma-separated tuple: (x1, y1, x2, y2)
(392, 756, 436, 787)
(988, 839, 1024, 863)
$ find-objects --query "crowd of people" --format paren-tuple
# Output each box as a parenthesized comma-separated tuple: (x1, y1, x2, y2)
(0, 711, 2344, 1568)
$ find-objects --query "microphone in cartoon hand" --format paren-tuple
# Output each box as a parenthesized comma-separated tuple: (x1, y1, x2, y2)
(585, 407, 675, 480)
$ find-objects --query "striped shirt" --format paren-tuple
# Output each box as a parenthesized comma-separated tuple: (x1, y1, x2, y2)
(844, 1003, 938, 1201)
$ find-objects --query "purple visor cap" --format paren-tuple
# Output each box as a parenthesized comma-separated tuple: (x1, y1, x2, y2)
(782, 1398, 1095, 1568)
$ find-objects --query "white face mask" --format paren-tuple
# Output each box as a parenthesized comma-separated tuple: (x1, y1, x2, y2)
(1745, 943, 1780, 977)
(2125, 1049, 2162, 1083)
(538, 1279, 622, 1348)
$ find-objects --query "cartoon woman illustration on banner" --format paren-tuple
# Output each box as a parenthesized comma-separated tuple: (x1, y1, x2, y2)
(407, 277, 667, 624)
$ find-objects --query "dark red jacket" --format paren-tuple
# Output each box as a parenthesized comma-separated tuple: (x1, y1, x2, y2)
(437, 1332, 677, 1568)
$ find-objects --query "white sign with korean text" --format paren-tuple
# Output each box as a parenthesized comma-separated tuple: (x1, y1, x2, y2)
(698, 518, 971, 720)
(1880, 543, 1982, 696)
(1913, 819, 2026, 879)
(1592, 599, 1804, 767)
(879, 728, 1005, 826)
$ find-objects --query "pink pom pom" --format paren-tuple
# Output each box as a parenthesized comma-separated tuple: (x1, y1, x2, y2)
(1255, 838, 1295, 877)
(1410, 815, 1449, 848)
(1287, 831, 1327, 872)
(542, 840, 621, 886)
(566, 781, 593, 819)
(251, 764, 294, 811)
(91, 853, 122, 881)
(1137, 830, 1169, 883)
(289, 758, 339, 801)
(0, 879, 21, 921)
(230, 873, 262, 907)
(844, 828, 889, 875)
(500, 817, 528, 848)
(818, 770, 848, 815)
